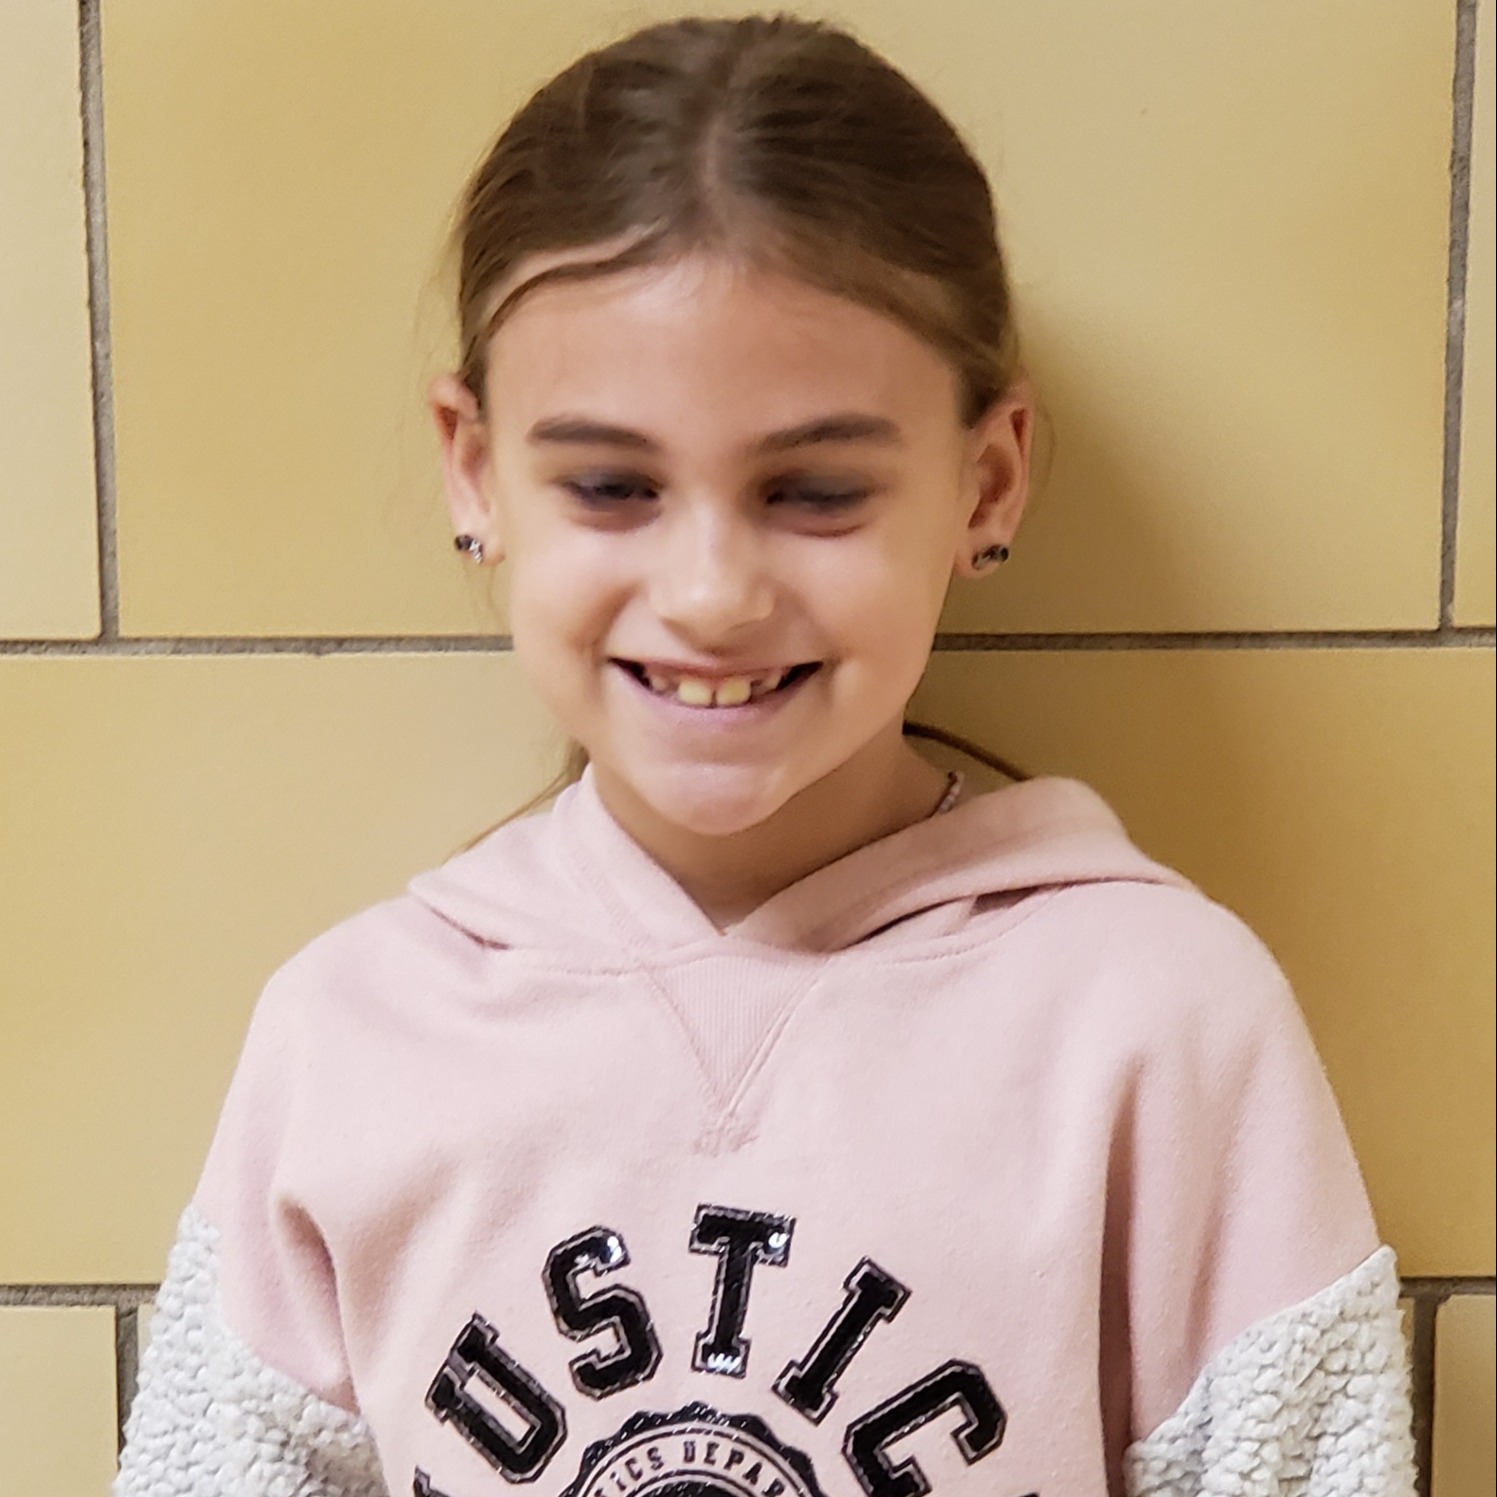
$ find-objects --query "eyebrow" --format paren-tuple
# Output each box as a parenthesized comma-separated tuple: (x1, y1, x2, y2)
(525, 412, 904, 457)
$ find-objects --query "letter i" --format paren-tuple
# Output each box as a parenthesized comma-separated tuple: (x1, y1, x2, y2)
(774, 1259, 909, 1424)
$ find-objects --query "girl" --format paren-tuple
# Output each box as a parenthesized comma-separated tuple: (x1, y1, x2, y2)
(116, 13, 1418, 1496)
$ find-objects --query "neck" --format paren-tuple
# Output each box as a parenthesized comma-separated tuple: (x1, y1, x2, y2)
(592, 727, 952, 930)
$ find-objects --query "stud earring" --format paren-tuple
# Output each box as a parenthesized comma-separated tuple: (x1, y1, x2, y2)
(453, 534, 485, 564)
(972, 543, 1010, 570)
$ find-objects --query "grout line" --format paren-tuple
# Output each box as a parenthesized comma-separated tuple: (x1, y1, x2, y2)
(1408, 1295, 1438, 1497)
(930, 628, 1497, 652)
(0, 633, 514, 656)
(1402, 1274, 1497, 1299)
(6, 1276, 1491, 1306)
(1439, 0, 1480, 629)
(77, 0, 120, 642)
(0, 1284, 158, 1308)
(1, 628, 1496, 658)
(114, 1305, 139, 1454)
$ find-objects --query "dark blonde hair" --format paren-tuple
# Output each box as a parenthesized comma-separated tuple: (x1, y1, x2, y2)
(444, 12, 1027, 837)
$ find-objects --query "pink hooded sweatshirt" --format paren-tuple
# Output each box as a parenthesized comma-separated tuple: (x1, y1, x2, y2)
(115, 769, 1416, 1497)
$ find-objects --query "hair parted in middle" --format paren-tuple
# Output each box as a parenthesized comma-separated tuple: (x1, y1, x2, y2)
(448, 11, 1021, 429)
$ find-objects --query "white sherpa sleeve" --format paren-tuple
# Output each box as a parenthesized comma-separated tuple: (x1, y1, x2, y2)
(1121, 1244, 1414, 1495)
(1109, 904, 1417, 1495)
(114, 959, 391, 1496)
(114, 1203, 390, 1497)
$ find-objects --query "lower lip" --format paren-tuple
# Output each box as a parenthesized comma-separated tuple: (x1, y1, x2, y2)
(610, 662, 819, 727)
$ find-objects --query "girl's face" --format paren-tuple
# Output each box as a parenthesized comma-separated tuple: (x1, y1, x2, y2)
(433, 249, 1030, 839)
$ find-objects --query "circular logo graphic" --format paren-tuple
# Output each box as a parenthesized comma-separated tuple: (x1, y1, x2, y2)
(563, 1404, 826, 1497)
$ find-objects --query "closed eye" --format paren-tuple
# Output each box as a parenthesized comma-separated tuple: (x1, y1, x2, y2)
(563, 477, 656, 506)
(560, 477, 872, 512)
(770, 485, 871, 512)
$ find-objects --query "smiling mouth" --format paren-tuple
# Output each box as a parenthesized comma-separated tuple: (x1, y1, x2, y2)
(611, 659, 822, 708)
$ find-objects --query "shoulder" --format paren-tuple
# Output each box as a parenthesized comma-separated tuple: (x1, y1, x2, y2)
(247, 888, 480, 1042)
(1018, 873, 1309, 1061)
(1054, 875, 1285, 987)
(957, 775, 1298, 1037)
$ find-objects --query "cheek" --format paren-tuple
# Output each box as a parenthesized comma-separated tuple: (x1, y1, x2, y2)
(504, 536, 620, 649)
(816, 526, 950, 659)
(810, 572, 939, 712)
(505, 584, 607, 750)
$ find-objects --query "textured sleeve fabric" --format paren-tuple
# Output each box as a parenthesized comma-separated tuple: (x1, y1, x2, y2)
(116, 944, 391, 1494)
(114, 1203, 390, 1497)
(1101, 896, 1418, 1494)
(1122, 1244, 1416, 1495)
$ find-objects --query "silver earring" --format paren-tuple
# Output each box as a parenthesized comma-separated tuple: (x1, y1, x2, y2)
(453, 534, 485, 564)
(972, 543, 1010, 570)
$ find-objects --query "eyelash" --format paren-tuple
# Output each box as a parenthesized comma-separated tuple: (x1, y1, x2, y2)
(561, 477, 872, 513)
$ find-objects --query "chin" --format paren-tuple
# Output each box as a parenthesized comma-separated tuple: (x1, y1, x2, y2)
(637, 762, 803, 839)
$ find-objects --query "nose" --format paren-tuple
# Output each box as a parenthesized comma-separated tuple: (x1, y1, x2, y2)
(645, 501, 775, 644)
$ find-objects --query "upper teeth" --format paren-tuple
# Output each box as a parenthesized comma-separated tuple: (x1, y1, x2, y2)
(641, 667, 789, 707)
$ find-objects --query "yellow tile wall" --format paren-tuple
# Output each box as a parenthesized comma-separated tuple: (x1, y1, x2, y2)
(0, 654, 557, 1283)
(102, 0, 1452, 637)
(0, 1307, 118, 1497)
(0, 0, 100, 638)
(1456, 0, 1496, 627)
(917, 0, 1453, 636)
(2, 0, 1491, 1488)
(1434, 1295, 1497, 1496)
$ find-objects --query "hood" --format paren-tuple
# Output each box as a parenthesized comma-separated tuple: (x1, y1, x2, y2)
(406, 764, 1190, 959)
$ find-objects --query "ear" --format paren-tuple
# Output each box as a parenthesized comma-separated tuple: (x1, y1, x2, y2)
(951, 376, 1035, 580)
(428, 371, 505, 564)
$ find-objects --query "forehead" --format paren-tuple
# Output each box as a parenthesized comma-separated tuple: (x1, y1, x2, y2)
(482, 249, 961, 441)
